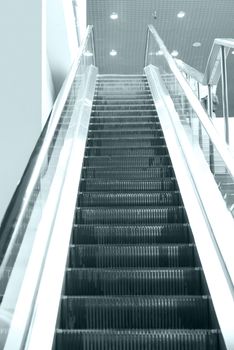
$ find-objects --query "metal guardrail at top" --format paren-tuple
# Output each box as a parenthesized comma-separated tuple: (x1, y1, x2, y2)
(145, 24, 234, 183)
(175, 38, 234, 145)
(0, 25, 95, 350)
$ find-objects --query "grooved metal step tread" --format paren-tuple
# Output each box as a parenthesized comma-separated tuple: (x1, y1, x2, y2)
(55, 329, 220, 350)
(78, 192, 182, 207)
(80, 178, 177, 191)
(92, 105, 155, 110)
(76, 206, 186, 224)
(82, 166, 175, 180)
(93, 98, 154, 104)
(85, 146, 168, 157)
(91, 110, 157, 117)
(90, 116, 158, 123)
(87, 137, 166, 147)
(59, 295, 211, 329)
(69, 244, 195, 268)
(83, 155, 171, 167)
(88, 123, 160, 131)
(88, 130, 164, 138)
(65, 268, 203, 296)
(72, 223, 191, 244)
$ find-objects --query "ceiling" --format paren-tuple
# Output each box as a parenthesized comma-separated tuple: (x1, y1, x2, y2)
(87, 0, 234, 115)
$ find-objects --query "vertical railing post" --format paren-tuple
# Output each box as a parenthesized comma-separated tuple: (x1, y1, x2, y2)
(144, 28, 150, 67)
(91, 27, 96, 67)
(207, 84, 213, 118)
(197, 82, 200, 100)
(220, 45, 230, 144)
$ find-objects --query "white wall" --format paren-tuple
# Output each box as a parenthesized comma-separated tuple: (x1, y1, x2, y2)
(46, 0, 79, 95)
(0, 1, 43, 224)
(0, 0, 86, 224)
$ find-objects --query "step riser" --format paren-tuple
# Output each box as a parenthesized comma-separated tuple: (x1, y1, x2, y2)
(80, 179, 177, 192)
(65, 269, 202, 296)
(72, 224, 191, 244)
(78, 192, 182, 207)
(69, 244, 195, 268)
(82, 167, 175, 179)
(85, 147, 169, 157)
(60, 297, 211, 329)
(87, 138, 166, 147)
(55, 331, 219, 350)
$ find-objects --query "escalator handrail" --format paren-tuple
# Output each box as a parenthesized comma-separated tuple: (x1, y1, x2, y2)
(146, 24, 234, 180)
(0, 25, 94, 280)
(176, 39, 234, 86)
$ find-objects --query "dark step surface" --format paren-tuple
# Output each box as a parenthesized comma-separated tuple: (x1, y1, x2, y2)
(60, 296, 211, 329)
(69, 244, 196, 268)
(56, 329, 220, 350)
(80, 178, 177, 191)
(76, 206, 186, 224)
(65, 268, 203, 296)
(54, 75, 222, 350)
(72, 224, 191, 244)
(90, 116, 158, 123)
(82, 166, 175, 179)
(83, 155, 171, 167)
(78, 192, 182, 207)
(85, 146, 169, 156)
(88, 129, 164, 138)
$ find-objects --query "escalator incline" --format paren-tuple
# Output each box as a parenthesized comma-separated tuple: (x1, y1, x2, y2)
(55, 75, 222, 349)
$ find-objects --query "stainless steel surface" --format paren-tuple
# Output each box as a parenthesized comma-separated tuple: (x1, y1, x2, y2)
(0, 26, 96, 350)
(221, 45, 230, 144)
(145, 64, 234, 349)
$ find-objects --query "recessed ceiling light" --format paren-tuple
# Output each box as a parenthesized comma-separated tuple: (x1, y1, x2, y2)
(84, 50, 93, 57)
(171, 50, 179, 57)
(177, 11, 185, 18)
(110, 12, 118, 20)
(192, 42, 202, 47)
(110, 49, 117, 56)
(231, 50, 234, 55)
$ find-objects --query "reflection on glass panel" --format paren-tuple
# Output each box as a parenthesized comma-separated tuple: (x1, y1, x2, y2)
(146, 27, 234, 218)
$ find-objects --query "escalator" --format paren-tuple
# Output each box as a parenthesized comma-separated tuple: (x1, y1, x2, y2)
(54, 75, 222, 349)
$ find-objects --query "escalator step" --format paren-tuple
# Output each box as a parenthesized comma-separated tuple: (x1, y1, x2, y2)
(78, 192, 182, 207)
(72, 224, 191, 244)
(80, 179, 177, 192)
(85, 146, 168, 156)
(88, 122, 160, 130)
(83, 155, 171, 167)
(82, 166, 174, 179)
(93, 98, 154, 105)
(55, 329, 220, 350)
(91, 110, 156, 117)
(90, 116, 157, 123)
(87, 137, 166, 147)
(69, 244, 195, 268)
(65, 268, 202, 296)
(88, 130, 164, 138)
(76, 207, 186, 224)
(59, 296, 211, 329)
(92, 104, 155, 111)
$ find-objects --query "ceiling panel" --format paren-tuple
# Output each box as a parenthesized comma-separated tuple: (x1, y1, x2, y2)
(87, 0, 234, 74)
(87, 0, 234, 116)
